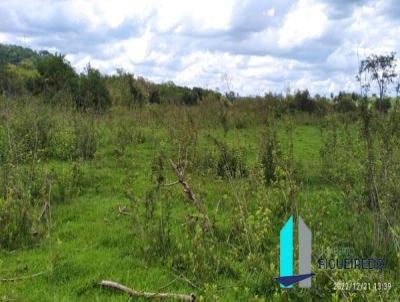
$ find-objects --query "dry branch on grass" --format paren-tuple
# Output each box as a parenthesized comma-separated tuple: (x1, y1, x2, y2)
(0, 271, 46, 282)
(100, 280, 196, 301)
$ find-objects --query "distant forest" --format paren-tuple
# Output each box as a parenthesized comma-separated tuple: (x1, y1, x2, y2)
(0, 43, 398, 115)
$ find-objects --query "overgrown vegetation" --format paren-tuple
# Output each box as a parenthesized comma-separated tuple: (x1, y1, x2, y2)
(0, 44, 399, 301)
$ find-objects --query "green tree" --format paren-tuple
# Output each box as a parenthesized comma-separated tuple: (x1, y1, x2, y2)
(183, 90, 199, 105)
(293, 89, 316, 113)
(358, 52, 397, 112)
(127, 74, 147, 107)
(334, 92, 357, 113)
(149, 88, 161, 104)
(0, 44, 40, 67)
(0, 60, 39, 95)
(78, 64, 110, 111)
(36, 53, 79, 101)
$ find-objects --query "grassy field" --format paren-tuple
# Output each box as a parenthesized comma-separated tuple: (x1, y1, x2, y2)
(0, 101, 399, 301)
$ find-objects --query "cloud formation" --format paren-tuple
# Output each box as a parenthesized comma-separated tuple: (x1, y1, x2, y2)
(0, 0, 399, 95)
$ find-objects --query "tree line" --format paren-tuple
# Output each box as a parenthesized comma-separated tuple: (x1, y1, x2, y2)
(0, 43, 398, 114)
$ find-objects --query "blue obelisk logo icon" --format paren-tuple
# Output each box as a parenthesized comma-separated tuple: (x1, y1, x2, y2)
(277, 215, 313, 288)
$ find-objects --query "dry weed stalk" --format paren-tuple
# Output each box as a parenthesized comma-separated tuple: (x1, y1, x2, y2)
(168, 157, 210, 231)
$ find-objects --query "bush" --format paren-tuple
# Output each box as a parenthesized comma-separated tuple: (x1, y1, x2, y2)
(0, 192, 39, 249)
(149, 88, 161, 104)
(0, 103, 54, 163)
(109, 71, 148, 107)
(294, 89, 316, 113)
(0, 61, 39, 96)
(260, 122, 280, 184)
(51, 161, 85, 203)
(78, 65, 110, 111)
(0, 166, 50, 249)
(183, 90, 199, 105)
(36, 53, 79, 103)
(334, 92, 357, 113)
(374, 97, 391, 113)
(73, 115, 97, 160)
(216, 144, 247, 178)
(46, 113, 76, 160)
(128, 75, 147, 107)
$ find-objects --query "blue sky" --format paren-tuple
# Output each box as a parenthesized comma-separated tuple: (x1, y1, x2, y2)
(0, 0, 399, 95)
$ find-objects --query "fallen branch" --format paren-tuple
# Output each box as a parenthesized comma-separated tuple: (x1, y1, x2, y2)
(100, 280, 196, 301)
(118, 205, 130, 216)
(169, 159, 210, 230)
(164, 181, 179, 187)
(0, 271, 46, 282)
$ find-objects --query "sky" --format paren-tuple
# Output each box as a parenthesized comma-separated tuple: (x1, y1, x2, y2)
(0, 0, 399, 96)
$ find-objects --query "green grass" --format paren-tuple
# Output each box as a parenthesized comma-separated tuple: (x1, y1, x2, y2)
(1, 111, 399, 301)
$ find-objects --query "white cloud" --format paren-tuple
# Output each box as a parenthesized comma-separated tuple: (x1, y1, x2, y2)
(278, 0, 328, 48)
(0, 33, 10, 43)
(0, 0, 399, 96)
(155, 0, 235, 32)
(266, 8, 276, 17)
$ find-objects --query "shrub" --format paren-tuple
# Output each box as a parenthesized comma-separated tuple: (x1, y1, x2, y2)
(131, 152, 174, 259)
(0, 166, 50, 249)
(78, 65, 110, 111)
(260, 122, 280, 184)
(0, 191, 39, 249)
(182, 90, 199, 105)
(128, 76, 147, 107)
(149, 88, 161, 104)
(73, 115, 97, 160)
(51, 161, 85, 203)
(0, 61, 39, 96)
(334, 92, 357, 113)
(215, 142, 247, 178)
(112, 71, 148, 107)
(46, 113, 75, 160)
(374, 97, 391, 113)
(294, 89, 316, 113)
(0, 103, 53, 163)
(36, 53, 79, 103)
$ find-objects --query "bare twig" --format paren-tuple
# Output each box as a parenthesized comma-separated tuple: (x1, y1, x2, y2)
(164, 181, 179, 187)
(169, 160, 201, 210)
(154, 277, 180, 293)
(171, 269, 201, 290)
(99, 280, 196, 301)
(39, 202, 49, 221)
(39, 176, 52, 226)
(118, 205, 130, 216)
(0, 271, 46, 282)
